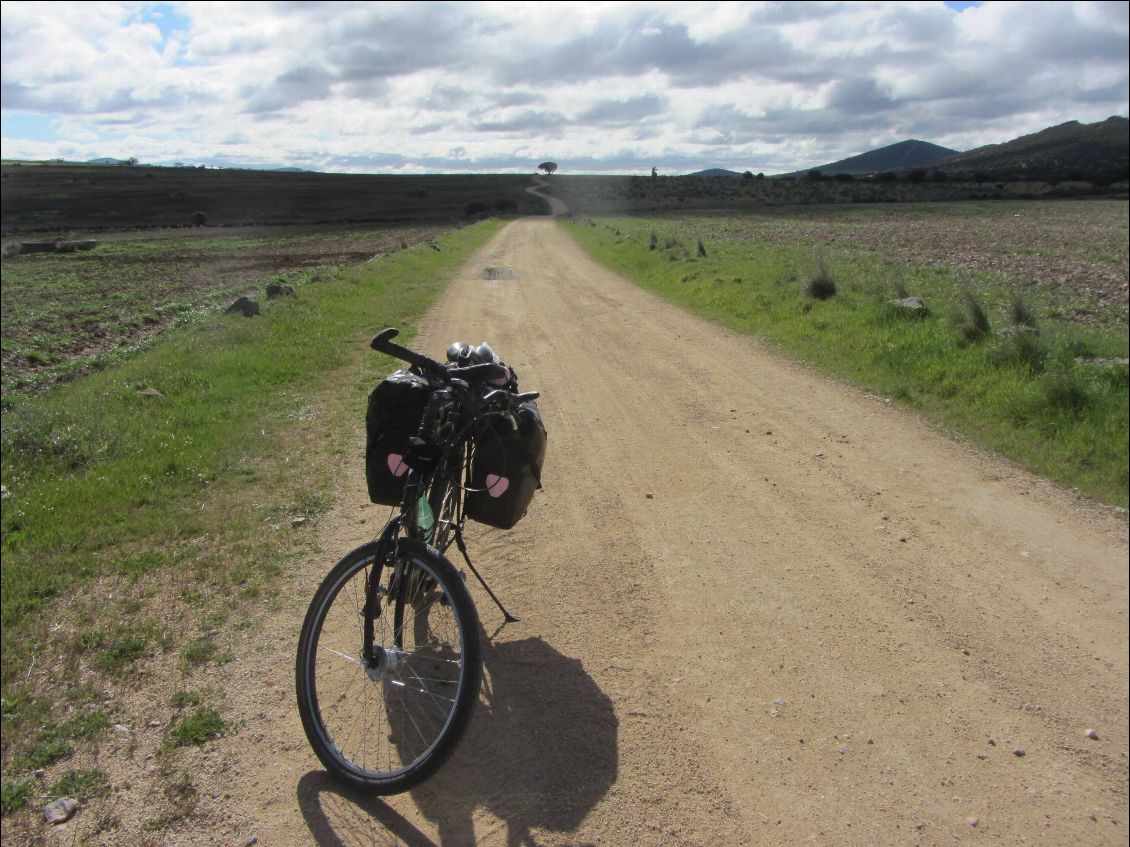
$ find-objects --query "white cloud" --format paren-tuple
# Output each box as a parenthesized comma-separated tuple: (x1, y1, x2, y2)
(1, 0, 1126, 173)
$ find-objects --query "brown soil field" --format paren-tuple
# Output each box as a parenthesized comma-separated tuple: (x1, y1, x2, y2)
(1, 224, 449, 396)
(672, 201, 1130, 323)
(0, 165, 545, 233)
(542, 173, 1126, 218)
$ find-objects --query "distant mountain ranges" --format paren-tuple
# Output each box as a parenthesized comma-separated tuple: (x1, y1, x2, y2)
(779, 139, 959, 178)
(692, 116, 1129, 184)
(44, 116, 1130, 184)
(933, 116, 1128, 183)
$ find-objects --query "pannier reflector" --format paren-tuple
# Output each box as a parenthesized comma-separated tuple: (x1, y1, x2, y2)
(387, 454, 408, 477)
(485, 474, 509, 497)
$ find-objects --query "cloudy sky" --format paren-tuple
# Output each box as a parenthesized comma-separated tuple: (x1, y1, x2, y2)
(1, 1, 1127, 174)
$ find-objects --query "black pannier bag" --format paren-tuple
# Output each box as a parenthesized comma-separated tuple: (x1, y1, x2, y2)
(465, 402, 547, 529)
(365, 369, 430, 505)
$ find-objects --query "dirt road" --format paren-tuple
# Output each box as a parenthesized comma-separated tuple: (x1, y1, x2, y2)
(231, 216, 1127, 847)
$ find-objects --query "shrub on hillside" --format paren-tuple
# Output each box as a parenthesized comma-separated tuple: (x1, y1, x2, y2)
(1043, 369, 1093, 412)
(992, 328, 1046, 372)
(1010, 296, 1038, 330)
(959, 292, 992, 342)
(806, 253, 836, 300)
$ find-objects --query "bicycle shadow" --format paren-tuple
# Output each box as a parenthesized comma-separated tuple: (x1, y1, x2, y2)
(297, 635, 618, 847)
(296, 771, 437, 847)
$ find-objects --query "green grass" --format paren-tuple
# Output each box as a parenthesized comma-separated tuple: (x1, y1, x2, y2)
(1, 219, 503, 768)
(74, 621, 163, 673)
(166, 707, 226, 748)
(564, 215, 1128, 506)
(170, 690, 202, 709)
(1, 778, 34, 815)
(49, 768, 110, 801)
(180, 637, 217, 669)
(4, 707, 110, 773)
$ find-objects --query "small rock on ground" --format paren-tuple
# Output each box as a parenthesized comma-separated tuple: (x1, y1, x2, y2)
(225, 296, 260, 317)
(44, 797, 79, 825)
(266, 282, 296, 299)
(887, 296, 929, 316)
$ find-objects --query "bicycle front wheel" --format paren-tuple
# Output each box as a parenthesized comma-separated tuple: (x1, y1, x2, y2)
(426, 449, 463, 555)
(295, 540, 481, 794)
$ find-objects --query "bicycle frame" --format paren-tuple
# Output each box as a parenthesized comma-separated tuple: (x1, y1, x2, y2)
(360, 409, 520, 670)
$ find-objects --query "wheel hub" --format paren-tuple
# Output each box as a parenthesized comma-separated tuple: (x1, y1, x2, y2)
(364, 645, 406, 681)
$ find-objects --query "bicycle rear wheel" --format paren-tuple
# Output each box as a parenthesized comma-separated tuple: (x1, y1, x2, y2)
(295, 539, 481, 794)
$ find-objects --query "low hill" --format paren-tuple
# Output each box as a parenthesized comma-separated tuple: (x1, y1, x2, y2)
(783, 139, 959, 177)
(933, 116, 1128, 183)
(687, 168, 747, 178)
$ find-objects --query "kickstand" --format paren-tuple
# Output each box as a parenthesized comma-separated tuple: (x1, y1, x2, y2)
(453, 527, 520, 624)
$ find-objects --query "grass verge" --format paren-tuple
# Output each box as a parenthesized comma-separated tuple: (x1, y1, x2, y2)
(563, 215, 1128, 506)
(0, 220, 503, 820)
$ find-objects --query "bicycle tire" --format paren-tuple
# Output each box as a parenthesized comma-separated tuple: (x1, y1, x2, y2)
(427, 451, 462, 555)
(295, 539, 481, 794)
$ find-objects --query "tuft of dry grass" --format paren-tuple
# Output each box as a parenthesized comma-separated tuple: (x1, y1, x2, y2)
(806, 252, 837, 300)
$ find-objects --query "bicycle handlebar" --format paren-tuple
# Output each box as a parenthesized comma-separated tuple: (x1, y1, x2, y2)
(371, 327, 508, 384)
(484, 388, 540, 405)
(371, 327, 441, 373)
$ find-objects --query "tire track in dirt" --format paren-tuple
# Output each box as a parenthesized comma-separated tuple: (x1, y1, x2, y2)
(232, 217, 1126, 846)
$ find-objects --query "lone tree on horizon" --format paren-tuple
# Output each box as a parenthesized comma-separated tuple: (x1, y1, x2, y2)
(538, 161, 558, 175)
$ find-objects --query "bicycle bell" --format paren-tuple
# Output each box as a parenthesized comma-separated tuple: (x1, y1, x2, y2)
(447, 341, 473, 363)
(471, 342, 498, 364)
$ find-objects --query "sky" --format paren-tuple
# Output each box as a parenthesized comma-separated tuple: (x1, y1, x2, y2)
(1, 1, 1127, 175)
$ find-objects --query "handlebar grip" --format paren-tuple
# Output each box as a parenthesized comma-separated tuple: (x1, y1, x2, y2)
(370, 327, 444, 374)
(370, 327, 399, 350)
(449, 362, 508, 382)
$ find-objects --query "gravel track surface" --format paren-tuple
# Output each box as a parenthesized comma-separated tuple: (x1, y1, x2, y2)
(217, 216, 1126, 846)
